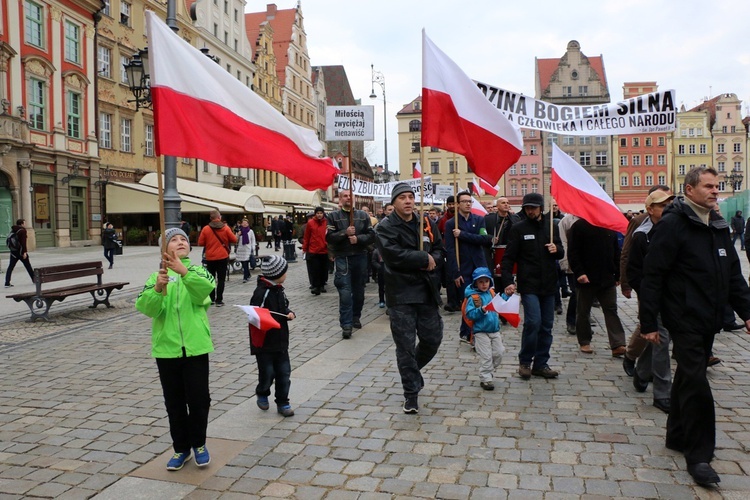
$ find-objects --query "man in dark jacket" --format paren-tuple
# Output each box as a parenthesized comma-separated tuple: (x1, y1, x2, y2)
(376, 183, 444, 414)
(445, 191, 491, 342)
(500, 193, 563, 380)
(731, 210, 745, 250)
(568, 218, 627, 357)
(326, 190, 376, 339)
(483, 197, 519, 287)
(640, 166, 750, 487)
(626, 190, 675, 414)
(4, 219, 35, 287)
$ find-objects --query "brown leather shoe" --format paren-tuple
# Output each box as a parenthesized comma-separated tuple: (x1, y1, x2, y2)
(611, 346, 626, 357)
(518, 364, 532, 380)
(580, 344, 593, 354)
(708, 356, 722, 367)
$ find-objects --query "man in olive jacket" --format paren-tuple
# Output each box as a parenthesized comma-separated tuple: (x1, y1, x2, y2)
(376, 183, 444, 414)
(640, 166, 750, 487)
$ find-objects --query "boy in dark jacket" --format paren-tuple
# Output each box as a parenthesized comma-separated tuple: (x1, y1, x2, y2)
(249, 255, 296, 417)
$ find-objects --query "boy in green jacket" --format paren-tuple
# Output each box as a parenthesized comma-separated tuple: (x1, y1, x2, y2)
(135, 227, 216, 471)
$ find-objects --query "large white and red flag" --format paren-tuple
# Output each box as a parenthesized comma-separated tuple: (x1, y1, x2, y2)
(485, 292, 521, 327)
(145, 12, 337, 191)
(421, 30, 523, 186)
(551, 144, 628, 233)
(477, 177, 499, 197)
(235, 305, 282, 348)
(413, 160, 422, 178)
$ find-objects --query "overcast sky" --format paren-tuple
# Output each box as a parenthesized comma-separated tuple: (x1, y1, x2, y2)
(282, 0, 750, 172)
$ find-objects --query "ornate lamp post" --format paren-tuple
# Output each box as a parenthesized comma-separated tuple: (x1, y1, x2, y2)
(727, 169, 744, 195)
(370, 64, 388, 174)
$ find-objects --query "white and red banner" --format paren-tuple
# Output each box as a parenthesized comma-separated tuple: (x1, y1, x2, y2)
(485, 292, 521, 328)
(421, 30, 523, 187)
(475, 80, 676, 135)
(551, 144, 628, 233)
(145, 11, 338, 191)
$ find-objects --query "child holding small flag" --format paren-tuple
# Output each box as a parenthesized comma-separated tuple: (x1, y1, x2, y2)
(249, 255, 296, 416)
(135, 227, 215, 471)
(463, 267, 506, 390)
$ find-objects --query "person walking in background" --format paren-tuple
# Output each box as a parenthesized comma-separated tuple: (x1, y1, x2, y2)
(102, 222, 118, 270)
(265, 217, 273, 249)
(731, 210, 745, 250)
(198, 210, 237, 307)
(135, 227, 215, 471)
(303, 207, 329, 295)
(4, 219, 35, 287)
(235, 218, 256, 284)
(249, 255, 296, 417)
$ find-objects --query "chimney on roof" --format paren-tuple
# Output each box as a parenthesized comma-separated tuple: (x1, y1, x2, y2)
(266, 4, 277, 18)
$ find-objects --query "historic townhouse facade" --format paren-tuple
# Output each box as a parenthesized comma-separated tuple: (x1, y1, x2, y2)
(672, 107, 712, 194)
(1, 0, 102, 250)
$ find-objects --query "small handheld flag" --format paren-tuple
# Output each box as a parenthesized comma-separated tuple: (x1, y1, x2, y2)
(484, 292, 521, 327)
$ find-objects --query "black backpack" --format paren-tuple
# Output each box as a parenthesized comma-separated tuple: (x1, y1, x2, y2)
(6, 231, 20, 253)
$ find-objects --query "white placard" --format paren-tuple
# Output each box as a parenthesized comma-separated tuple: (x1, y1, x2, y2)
(325, 106, 375, 141)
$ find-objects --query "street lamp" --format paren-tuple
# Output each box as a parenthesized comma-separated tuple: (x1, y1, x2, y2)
(727, 169, 744, 194)
(124, 48, 151, 109)
(370, 64, 388, 173)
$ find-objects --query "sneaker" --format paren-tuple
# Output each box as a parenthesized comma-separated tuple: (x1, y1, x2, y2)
(4, 284, 12, 287)
(277, 404, 295, 417)
(166, 451, 191, 471)
(378, 302, 385, 308)
(480, 381, 495, 391)
(403, 395, 419, 414)
(342, 326, 352, 339)
(256, 396, 269, 410)
(531, 366, 559, 379)
(518, 364, 532, 380)
(353, 318, 362, 329)
(242, 279, 248, 283)
(193, 445, 210, 467)
(215, 302, 225, 307)
(459, 336, 471, 345)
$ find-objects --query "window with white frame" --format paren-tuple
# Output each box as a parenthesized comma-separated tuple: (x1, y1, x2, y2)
(722, 126, 727, 133)
(645, 174, 653, 185)
(620, 155, 628, 166)
(595, 151, 607, 166)
(531, 183, 538, 193)
(658, 137, 665, 146)
(598, 177, 607, 191)
(580, 136, 591, 145)
(578, 85, 588, 96)
(632, 137, 640, 147)
(120, 1, 131, 26)
(718, 144, 725, 153)
(678, 165, 685, 175)
(563, 136, 575, 146)
(145, 124, 154, 156)
(520, 164, 527, 174)
(530, 145, 537, 155)
(64, 20, 80, 64)
(621, 175, 628, 187)
(633, 175, 641, 187)
(203, 161, 209, 173)
(645, 155, 653, 166)
(528, 130, 536, 137)
(579, 152, 591, 166)
(98, 45, 112, 78)
(121, 55, 130, 83)
(688, 128, 695, 136)
(595, 136, 607, 145)
(521, 183, 528, 195)
(678, 144, 685, 154)
(735, 161, 742, 171)
(99, 112, 112, 148)
(657, 154, 665, 165)
(632, 155, 641, 166)
(620, 138, 627, 147)
(562, 86, 572, 97)
(430, 161, 439, 174)
(449, 160, 456, 173)
(689, 144, 696, 154)
(183, 157, 192, 164)
(411, 142, 420, 153)
(719, 181, 726, 191)
(120, 117, 132, 152)
(102, 0, 110, 16)
(24, 1, 44, 48)
(645, 137, 652, 147)
(700, 144, 706, 154)
(27, 78, 45, 130)
(547, 133, 557, 145)
(734, 143, 742, 153)
(531, 164, 538, 174)
(717, 161, 725, 172)
(510, 184, 517, 196)
(66, 91, 81, 138)
(509, 165, 517, 175)
(658, 174, 666, 185)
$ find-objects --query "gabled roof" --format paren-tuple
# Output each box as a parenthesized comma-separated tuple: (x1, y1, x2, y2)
(316, 66, 355, 106)
(397, 95, 422, 115)
(536, 42, 607, 95)
(245, 4, 297, 88)
(689, 95, 720, 129)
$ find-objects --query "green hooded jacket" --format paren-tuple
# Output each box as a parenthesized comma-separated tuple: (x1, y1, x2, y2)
(135, 258, 216, 358)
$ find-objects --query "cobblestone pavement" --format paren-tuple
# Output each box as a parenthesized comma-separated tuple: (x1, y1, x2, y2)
(0, 244, 749, 498)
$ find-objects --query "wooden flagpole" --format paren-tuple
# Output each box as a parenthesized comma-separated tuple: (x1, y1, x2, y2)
(419, 151, 425, 250)
(453, 153, 460, 269)
(156, 157, 167, 295)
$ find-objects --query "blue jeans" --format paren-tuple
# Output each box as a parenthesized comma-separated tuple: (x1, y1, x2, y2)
(519, 293, 555, 369)
(255, 351, 291, 406)
(333, 254, 367, 328)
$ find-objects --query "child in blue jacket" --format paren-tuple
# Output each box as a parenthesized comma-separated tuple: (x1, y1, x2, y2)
(464, 267, 506, 390)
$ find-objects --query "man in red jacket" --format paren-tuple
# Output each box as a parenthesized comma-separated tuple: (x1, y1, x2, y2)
(303, 207, 329, 295)
(198, 210, 237, 306)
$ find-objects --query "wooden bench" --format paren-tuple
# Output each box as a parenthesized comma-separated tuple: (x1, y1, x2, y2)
(6, 261, 129, 322)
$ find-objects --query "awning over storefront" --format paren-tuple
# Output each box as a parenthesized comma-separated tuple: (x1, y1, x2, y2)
(139, 173, 275, 213)
(106, 182, 243, 214)
(239, 186, 322, 207)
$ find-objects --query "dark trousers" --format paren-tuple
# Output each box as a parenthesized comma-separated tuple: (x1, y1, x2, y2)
(255, 351, 291, 406)
(240, 260, 251, 281)
(565, 274, 577, 327)
(306, 253, 328, 290)
(389, 304, 443, 397)
(104, 248, 114, 267)
(333, 254, 367, 328)
(155, 354, 211, 454)
(668, 331, 715, 464)
(575, 285, 626, 349)
(205, 258, 228, 303)
(519, 293, 555, 369)
(456, 275, 471, 340)
(4, 253, 34, 286)
(377, 268, 385, 303)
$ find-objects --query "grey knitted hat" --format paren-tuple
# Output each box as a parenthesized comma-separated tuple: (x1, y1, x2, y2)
(262, 255, 288, 281)
(158, 227, 189, 247)
(390, 182, 415, 203)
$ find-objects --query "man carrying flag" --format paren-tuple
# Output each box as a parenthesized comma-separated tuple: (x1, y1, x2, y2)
(501, 193, 564, 380)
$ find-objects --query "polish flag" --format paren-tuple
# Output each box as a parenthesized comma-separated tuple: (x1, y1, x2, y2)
(235, 305, 281, 348)
(485, 292, 521, 328)
(478, 177, 499, 197)
(413, 161, 422, 178)
(470, 197, 488, 216)
(421, 30, 523, 187)
(551, 144, 628, 234)
(145, 12, 338, 191)
(471, 177, 484, 196)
